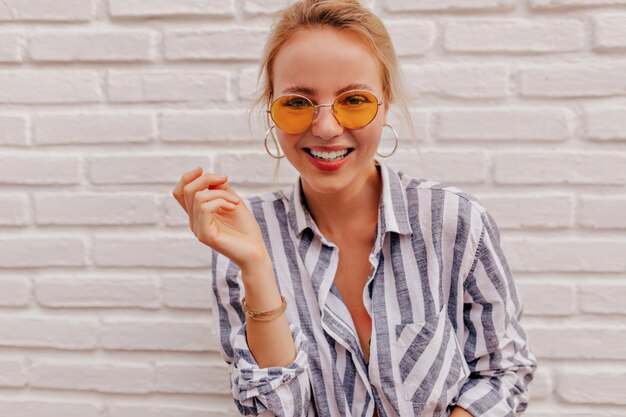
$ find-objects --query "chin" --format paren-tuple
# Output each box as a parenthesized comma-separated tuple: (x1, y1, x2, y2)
(302, 176, 347, 194)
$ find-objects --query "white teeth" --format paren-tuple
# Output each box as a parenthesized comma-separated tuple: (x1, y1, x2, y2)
(309, 149, 349, 161)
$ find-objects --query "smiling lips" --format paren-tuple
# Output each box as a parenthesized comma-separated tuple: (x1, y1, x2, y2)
(304, 146, 354, 161)
(304, 146, 354, 171)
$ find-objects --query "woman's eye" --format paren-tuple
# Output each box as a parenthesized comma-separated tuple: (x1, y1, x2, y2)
(343, 95, 368, 105)
(284, 97, 310, 108)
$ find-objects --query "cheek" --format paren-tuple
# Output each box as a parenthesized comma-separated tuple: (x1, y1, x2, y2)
(276, 131, 302, 154)
(351, 126, 382, 151)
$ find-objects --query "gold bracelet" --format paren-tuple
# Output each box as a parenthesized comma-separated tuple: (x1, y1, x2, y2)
(241, 295, 287, 321)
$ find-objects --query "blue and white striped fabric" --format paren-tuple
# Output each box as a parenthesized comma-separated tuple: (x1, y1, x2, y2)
(210, 160, 538, 417)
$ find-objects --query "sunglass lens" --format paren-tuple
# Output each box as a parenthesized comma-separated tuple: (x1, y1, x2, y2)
(270, 95, 314, 134)
(334, 91, 379, 129)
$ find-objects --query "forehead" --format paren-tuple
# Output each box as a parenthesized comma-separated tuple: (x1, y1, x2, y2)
(272, 26, 383, 96)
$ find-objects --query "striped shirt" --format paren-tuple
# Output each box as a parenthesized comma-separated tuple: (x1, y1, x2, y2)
(210, 160, 538, 417)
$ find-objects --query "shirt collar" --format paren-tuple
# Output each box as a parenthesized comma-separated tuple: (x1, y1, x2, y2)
(286, 160, 413, 242)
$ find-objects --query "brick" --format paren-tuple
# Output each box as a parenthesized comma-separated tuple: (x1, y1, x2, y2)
(0, 115, 28, 146)
(244, 0, 290, 15)
(0, 237, 86, 268)
(406, 109, 430, 141)
(0, 359, 26, 387)
(163, 195, 189, 227)
(390, 150, 487, 184)
(93, 235, 210, 268)
(594, 15, 626, 50)
(0, 154, 80, 185)
(108, 71, 229, 103)
(214, 152, 299, 185)
(579, 283, 626, 314)
(493, 152, 626, 185)
(0, 0, 93, 22)
(528, 367, 553, 400)
(161, 110, 257, 142)
(0, 33, 21, 62)
(0, 401, 98, 417)
(527, 326, 626, 359)
(585, 107, 626, 141)
(383, 0, 513, 11)
(155, 363, 229, 394)
(445, 20, 584, 53)
(521, 63, 626, 98)
(556, 369, 626, 404)
(30, 31, 154, 62)
(109, 406, 231, 417)
(517, 282, 576, 315)
(0, 71, 101, 104)
(403, 64, 509, 99)
(101, 319, 217, 351)
(385, 21, 435, 56)
(503, 238, 626, 272)
(109, 0, 234, 18)
(578, 195, 626, 228)
(436, 108, 572, 141)
(238, 67, 260, 101)
(161, 276, 212, 310)
(165, 29, 267, 61)
(34, 192, 159, 225)
(31, 362, 152, 393)
(35, 112, 154, 145)
(0, 193, 29, 226)
(476, 194, 574, 228)
(0, 276, 31, 306)
(0, 317, 97, 349)
(530, 0, 626, 9)
(35, 276, 159, 308)
(89, 154, 211, 184)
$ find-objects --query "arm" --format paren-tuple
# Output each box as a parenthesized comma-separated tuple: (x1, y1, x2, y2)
(241, 253, 296, 368)
(454, 209, 538, 416)
(173, 168, 312, 415)
(211, 249, 312, 417)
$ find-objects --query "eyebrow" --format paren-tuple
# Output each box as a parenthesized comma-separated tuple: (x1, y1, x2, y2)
(280, 83, 373, 96)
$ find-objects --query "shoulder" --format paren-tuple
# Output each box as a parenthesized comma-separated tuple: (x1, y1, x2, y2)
(392, 167, 493, 249)
(240, 186, 291, 208)
(396, 168, 490, 218)
(238, 186, 294, 228)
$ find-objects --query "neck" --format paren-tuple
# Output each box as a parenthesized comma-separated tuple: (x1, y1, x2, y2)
(301, 162, 382, 240)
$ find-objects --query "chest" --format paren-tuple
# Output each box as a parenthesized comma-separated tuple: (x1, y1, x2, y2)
(332, 237, 377, 361)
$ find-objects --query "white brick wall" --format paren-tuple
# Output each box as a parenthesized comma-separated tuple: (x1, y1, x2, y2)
(0, 0, 625, 416)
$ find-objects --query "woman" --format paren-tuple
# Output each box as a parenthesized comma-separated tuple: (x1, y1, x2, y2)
(171, 1, 537, 416)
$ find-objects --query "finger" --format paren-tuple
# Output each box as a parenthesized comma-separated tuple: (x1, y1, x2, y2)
(192, 189, 240, 224)
(209, 178, 240, 198)
(201, 198, 237, 215)
(172, 166, 203, 210)
(183, 173, 229, 215)
(193, 197, 238, 242)
(194, 189, 240, 205)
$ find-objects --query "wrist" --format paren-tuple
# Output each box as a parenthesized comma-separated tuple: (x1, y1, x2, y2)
(239, 250, 272, 276)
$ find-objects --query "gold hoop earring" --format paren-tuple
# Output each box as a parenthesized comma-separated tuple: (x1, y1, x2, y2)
(264, 126, 285, 159)
(376, 123, 399, 158)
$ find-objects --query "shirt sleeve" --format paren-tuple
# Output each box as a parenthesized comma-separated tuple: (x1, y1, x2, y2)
(209, 249, 312, 416)
(454, 208, 538, 417)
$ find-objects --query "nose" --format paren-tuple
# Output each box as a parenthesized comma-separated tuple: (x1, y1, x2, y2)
(310, 105, 343, 140)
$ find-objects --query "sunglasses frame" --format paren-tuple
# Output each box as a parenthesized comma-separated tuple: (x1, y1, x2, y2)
(266, 89, 384, 134)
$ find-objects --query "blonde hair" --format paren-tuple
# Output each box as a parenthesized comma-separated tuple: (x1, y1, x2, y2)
(248, 0, 417, 184)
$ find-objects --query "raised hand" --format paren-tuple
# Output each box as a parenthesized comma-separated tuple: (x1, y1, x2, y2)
(172, 167, 269, 270)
